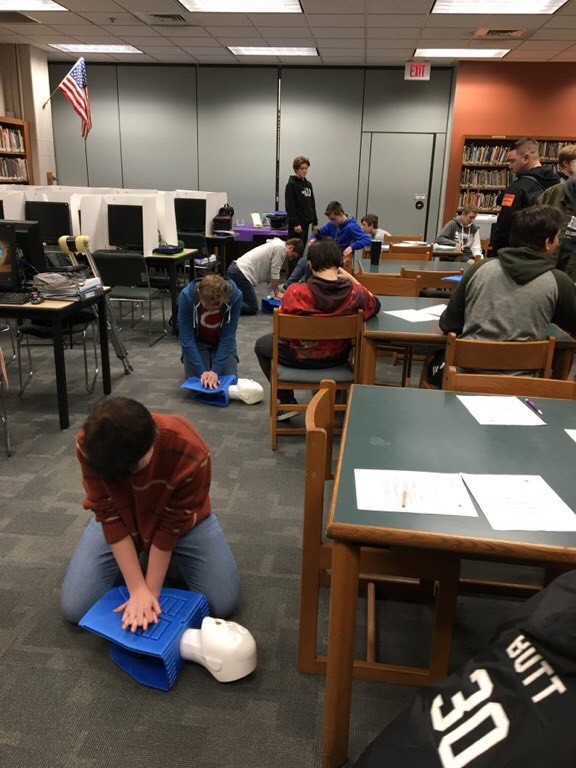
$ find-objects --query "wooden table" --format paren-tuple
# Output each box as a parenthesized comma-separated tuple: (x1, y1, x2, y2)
(0, 289, 111, 429)
(322, 385, 576, 768)
(357, 258, 468, 275)
(359, 296, 576, 384)
(145, 249, 196, 333)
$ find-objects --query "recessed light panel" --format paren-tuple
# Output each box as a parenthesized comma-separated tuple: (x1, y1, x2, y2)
(179, 0, 301, 12)
(228, 46, 317, 56)
(0, 0, 67, 9)
(50, 44, 143, 54)
(432, 0, 567, 13)
(415, 48, 509, 57)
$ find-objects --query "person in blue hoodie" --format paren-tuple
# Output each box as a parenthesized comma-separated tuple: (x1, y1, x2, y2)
(178, 274, 242, 389)
(311, 200, 371, 257)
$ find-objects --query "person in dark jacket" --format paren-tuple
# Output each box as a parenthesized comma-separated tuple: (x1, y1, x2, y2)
(284, 155, 317, 247)
(254, 237, 380, 418)
(440, 205, 576, 342)
(491, 137, 559, 254)
(538, 146, 576, 279)
(178, 274, 242, 388)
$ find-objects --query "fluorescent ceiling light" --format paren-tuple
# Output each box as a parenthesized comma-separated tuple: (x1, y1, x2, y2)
(179, 0, 301, 12)
(0, 0, 67, 9)
(415, 48, 509, 58)
(432, 0, 567, 13)
(229, 46, 317, 56)
(50, 44, 143, 54)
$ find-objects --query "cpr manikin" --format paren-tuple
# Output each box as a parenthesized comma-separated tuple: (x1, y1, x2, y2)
(228, 378, 264, 405)
(180, 617, 257, 682)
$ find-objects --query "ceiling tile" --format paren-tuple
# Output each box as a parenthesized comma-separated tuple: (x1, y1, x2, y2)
(68, 13, 137, 24)
(178, 45, 228, 54)
(175, 13, 254, 26)
(424, 14, 490, 28)
(368, 39, 419, 49)
(249, 13, 308, 26)
(517, 39, 571, 49)
(367, 14, 427, 27)
(306, 14, 364, 27)
(258, 27, 314, 38)
(158, 27, 211, 37)
(310, 27, 364, 38)
(316, 38, 365, 48)
(300, 0, 363, 11)
(530, 28, 576, 38)
(111, 0, 185, 11)
(117, 36, 171, 47)
(97, 25, 163, 36)
(542, 14, 576, 26)
(367, 0, 431, 10)
(205, 26, 259, 36)
(21, 11, 91, 25)
(58, 0, 126, 10)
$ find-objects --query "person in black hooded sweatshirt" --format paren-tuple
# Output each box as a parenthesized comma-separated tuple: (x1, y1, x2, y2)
(285, 155, 318, 248)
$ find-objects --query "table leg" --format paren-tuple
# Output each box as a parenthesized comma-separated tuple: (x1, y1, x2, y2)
(51, 316, 69, 430)
(322, 540, 360, 768)
(97, 295, 111, 395)
(359, 338, 376, 384)
(169, 263, 178, 334)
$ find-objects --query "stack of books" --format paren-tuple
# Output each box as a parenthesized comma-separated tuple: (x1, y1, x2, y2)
(36, 276, 102, 301)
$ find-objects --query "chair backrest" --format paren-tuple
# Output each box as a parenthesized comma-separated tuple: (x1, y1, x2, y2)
(401, 268, 463, 291)
(387, 244, 433, 260)
(92, 251, 150, 288)
(443, 332, 556, 384)
(443, 370, 576, 398)
(480, 237, 490, 258)
(385, 234, 424, 244)
(273, 309, 363, 378)
(305, 379, 336, 486)
(181, 232, 208, 258)
(356, 273, 420, 297)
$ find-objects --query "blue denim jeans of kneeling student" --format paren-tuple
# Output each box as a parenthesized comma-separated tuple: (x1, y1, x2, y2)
(60, 513, 240, 623)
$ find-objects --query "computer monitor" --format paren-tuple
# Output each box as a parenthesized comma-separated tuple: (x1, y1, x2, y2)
(13, 219, 47, 280)
(107, 204, 144, 251)
(0, 220, 19, 291)
(24, 200, 72, 246)
(175, 197, 205, 233)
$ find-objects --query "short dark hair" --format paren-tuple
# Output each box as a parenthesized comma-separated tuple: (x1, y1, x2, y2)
(513, 137, 539, 157)
(292, 155, 310, 172)
(324, 200, 345, 217)
(286, 237, 304, 255)
(83, 398, 157, 483)
(509, 205, 562, 250)
(361, 214, 378, 228)
(308, 237, 343, 271)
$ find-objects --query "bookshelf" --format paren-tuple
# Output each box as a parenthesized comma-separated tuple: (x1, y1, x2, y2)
(0, 116, 34, 185)
(458, 135, 576, 213)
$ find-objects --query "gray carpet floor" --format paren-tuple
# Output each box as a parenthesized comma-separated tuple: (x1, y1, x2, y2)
(0, 295, 543, 767)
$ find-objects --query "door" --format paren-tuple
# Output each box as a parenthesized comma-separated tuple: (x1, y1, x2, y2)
(360, 132, 438, 241)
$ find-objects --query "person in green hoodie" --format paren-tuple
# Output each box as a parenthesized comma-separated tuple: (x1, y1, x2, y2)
(439, 205, 576, 343)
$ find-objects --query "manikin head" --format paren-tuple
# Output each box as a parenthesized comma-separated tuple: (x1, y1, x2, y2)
(180, 617, 257, 683)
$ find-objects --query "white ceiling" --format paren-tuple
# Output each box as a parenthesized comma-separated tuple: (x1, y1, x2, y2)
(1, 0, 576, 66)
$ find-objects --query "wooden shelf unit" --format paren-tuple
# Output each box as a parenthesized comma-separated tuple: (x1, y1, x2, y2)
(457, 135, 576, 213)
(0, 116, 34, 185)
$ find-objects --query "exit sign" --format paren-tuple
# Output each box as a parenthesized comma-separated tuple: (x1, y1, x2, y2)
(405, 61, 430, 81)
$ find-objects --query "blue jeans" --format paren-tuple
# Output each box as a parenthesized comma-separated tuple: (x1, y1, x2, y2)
(61, 513, 240, 623)
(226, 263, 258, 315)
(184, 341, 239, 379)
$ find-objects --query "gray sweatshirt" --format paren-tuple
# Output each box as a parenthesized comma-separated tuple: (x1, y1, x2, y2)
(436, 216, 482, 259)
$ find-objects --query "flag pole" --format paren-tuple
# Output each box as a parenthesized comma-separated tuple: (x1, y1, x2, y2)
(42, 57, 84, 109)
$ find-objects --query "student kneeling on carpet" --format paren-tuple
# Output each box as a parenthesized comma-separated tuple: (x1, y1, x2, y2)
(254, 237, 380, 420)
(60, 398, 240, 630)
(178, 274, 242, 389)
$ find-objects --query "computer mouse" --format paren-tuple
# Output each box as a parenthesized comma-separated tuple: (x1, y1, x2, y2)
(30, 295, 44, 304)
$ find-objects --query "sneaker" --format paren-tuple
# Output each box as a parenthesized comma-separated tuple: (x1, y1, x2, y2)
(277, 398, 298, 421)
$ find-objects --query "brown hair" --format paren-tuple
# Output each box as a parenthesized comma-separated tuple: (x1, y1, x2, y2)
(323, 200, 345, 217)
(513, 137, 539, 157)
(308, 237, 343, 271)
(559, 144, 576, 167)
(197, 274, 233, 308)
(510, 205, 562, 250)
(285, 237, 304, 256)
(83, 398, 157, 483)
(361, 213, 379, 228)
(461, 202, 479, 215)
(292, 155, 310, 172)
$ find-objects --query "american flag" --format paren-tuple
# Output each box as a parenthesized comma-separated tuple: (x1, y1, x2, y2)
(58, 57, 92, 139)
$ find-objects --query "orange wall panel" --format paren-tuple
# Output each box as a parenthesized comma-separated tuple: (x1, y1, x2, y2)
(445, 62, 576, 219)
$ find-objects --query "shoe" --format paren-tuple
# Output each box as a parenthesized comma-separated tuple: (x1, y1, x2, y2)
(277, 409, 298, 421)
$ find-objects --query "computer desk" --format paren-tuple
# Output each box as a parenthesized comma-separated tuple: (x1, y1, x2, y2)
(0, 289, 111, 429)
(360, 296, 576, 385)
(144, 249, 196, 333)
(322, 385, 576, 768)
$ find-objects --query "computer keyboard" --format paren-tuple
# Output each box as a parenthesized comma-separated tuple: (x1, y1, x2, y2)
(0, 291, 33, 304)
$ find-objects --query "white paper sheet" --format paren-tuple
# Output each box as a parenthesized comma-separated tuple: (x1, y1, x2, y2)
(457, 395, 545, 426)
(354, 469, 478, 517)
(565, 429, 576, 444)
(423, 303, 448, 317)
(461, 474, 576, 531)
(383, 308, 439, 323)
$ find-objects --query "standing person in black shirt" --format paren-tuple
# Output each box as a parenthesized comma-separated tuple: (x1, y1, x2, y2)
(285, 155, 318, 248)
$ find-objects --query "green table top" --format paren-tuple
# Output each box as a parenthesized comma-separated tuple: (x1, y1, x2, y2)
(358, 258, 468, 274)
(364, 297, 575, 346)
(329, 386, 576, 561)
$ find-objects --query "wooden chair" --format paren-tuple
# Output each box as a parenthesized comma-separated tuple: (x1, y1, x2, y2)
(385, 234, 424, 244)
(299, 380, 460, 684)
(356, 273, 420, 297)
(0, 346, 10, 456)
(480, 237, 491, 259)
(444, 370, 576, 398)
(385, 243, 433, 261)
(442, 333, 556, 389)
(269, 309, 363, 450)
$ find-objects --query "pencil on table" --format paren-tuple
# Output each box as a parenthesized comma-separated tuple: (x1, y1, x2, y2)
(401, 489, 407, 508)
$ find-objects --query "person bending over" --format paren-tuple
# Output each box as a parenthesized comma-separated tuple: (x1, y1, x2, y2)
(61, 398, 240, 629)
(178, 274, 242, 389)
(226, 237, 303, 315)
(311, 200, 371, 257)
(254, 237, 380, 418)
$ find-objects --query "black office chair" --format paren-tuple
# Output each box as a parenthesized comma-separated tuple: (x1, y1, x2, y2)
(181, 233, 220, 277)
